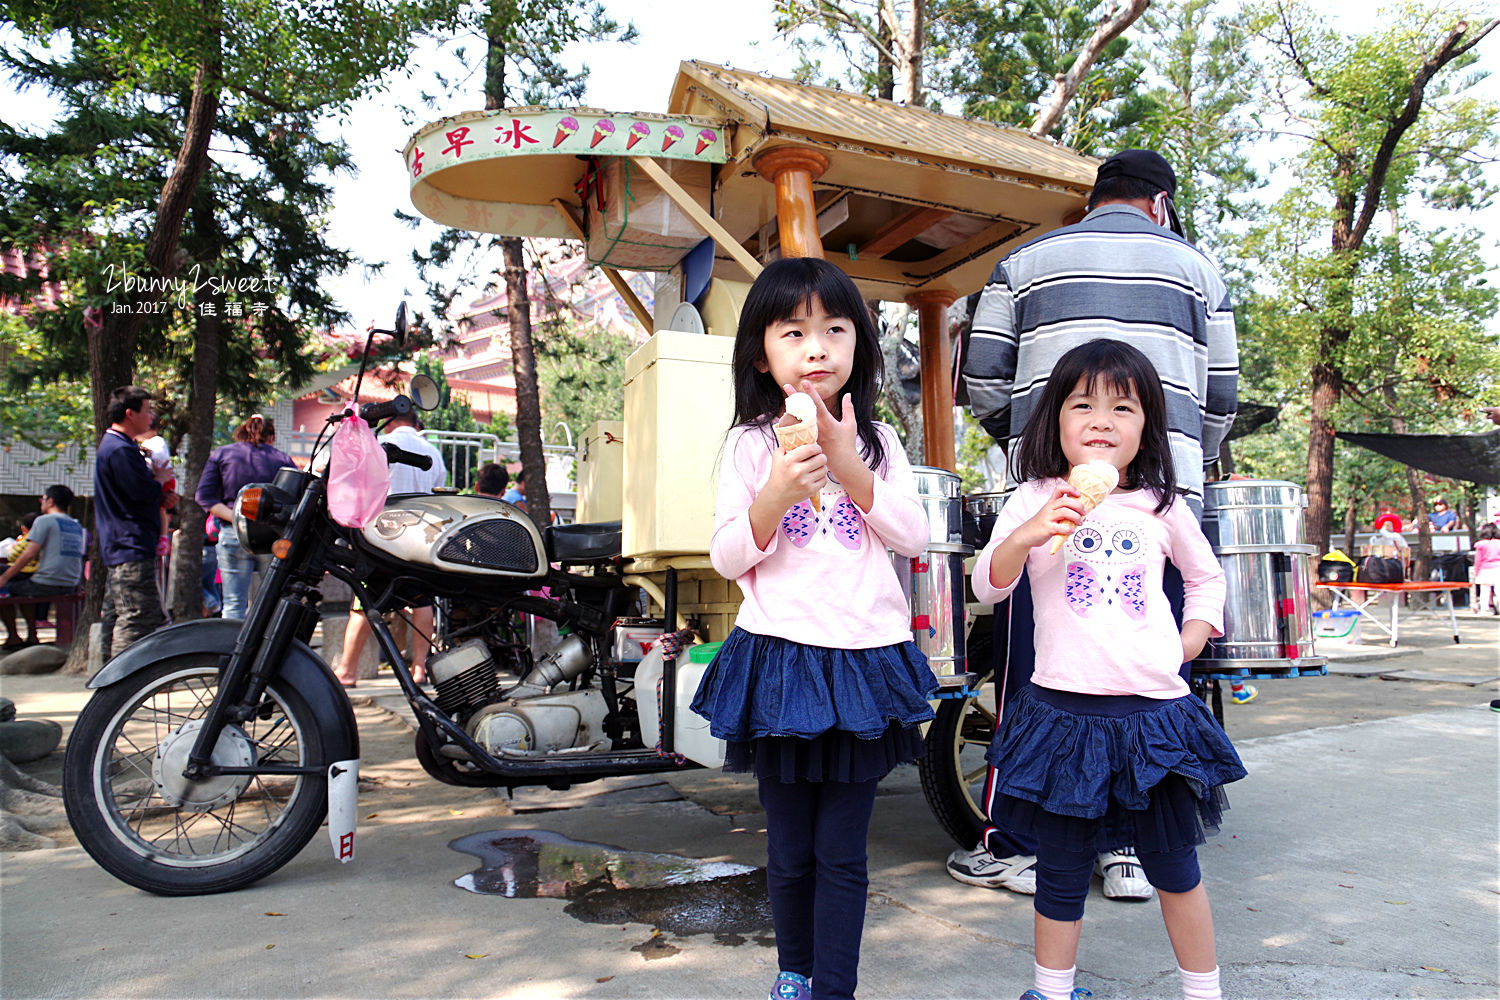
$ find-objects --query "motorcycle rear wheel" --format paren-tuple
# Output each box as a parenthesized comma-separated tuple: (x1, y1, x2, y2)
(63, 656, 328, 895)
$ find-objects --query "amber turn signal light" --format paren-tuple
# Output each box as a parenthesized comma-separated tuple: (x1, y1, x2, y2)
(239, 487, 265, 521)
(271, 539, 292, 559)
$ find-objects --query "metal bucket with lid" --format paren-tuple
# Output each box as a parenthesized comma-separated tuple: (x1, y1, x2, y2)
(903, 467, 972, 686)
(1196, 480, 1325, 678)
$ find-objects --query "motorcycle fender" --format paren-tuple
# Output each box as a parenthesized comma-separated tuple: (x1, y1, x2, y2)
(327, 759, 360, 863)
(87, 618, 360, 764)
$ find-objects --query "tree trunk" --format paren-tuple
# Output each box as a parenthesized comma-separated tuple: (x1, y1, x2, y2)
(502, 236, 551, 527)
(1030, 0, 1150, 138)
(483, 14, 550, 527)
(68, 43, 221, 673)
(878, 0, 924, 106)
(1342, 475, 1360, 555)
(1303, 360, 1339, 560)
(168, 193, 224, 622)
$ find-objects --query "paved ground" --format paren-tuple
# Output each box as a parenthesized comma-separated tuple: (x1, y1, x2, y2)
(1, 613, 1496, 1000)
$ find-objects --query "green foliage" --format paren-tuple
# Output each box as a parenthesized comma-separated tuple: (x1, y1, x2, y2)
(534, 316, 634, 439)
(0, 0, 449, 446)
(414, 352, 479, 434)
(1115, 0, 1261, 245)
(936, 0, 1156, 151)
(483, 411, 514, 442)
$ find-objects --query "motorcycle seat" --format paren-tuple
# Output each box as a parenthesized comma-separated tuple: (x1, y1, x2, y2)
(545, 521, 622, 564)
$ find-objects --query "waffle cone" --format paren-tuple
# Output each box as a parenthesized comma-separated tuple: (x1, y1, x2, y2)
(773, 418, 822, 511)
(1048, 462, 1120, 554)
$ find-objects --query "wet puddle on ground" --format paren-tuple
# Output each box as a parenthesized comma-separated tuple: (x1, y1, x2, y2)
(450, 829, 773, 940)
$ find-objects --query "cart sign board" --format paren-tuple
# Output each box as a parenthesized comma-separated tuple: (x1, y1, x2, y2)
(406, 109, 727, 180)
(404, 109, 729, 239)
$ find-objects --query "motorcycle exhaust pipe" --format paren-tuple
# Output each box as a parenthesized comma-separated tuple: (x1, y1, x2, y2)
(519, 633, 593, 691)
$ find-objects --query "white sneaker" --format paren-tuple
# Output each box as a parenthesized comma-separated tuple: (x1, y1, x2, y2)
(1095, 848, 1155, 900)
(946, 843, 1038, 894)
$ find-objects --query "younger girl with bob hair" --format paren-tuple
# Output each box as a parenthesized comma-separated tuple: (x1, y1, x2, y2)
(973, 339, 1245, 1000)
(691, 257, 937, 1000)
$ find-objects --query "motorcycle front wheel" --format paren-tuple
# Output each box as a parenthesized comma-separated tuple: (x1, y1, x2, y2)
(918, 633, 995, 849)
(63, 655, 328, 895)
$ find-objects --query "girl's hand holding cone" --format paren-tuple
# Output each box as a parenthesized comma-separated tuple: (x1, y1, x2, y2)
(783, 381, 874, 512)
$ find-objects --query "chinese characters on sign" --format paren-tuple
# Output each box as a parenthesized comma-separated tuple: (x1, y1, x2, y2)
(407, 111, 727, 180)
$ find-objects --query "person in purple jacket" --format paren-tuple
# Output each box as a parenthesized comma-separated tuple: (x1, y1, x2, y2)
(195, 414, 296, 621)
(94, 386, 177, 660)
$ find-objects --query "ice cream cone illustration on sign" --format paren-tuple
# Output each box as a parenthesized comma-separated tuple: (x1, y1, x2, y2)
(695, 128, 717, 155)
(590, 119, 615, 148)
(661, 124, 684, 153)
(626, 122, 650, 150)
(553, 116, 579, 147)
(773, 392, 823, 512)
(1049, 460, 1119, 554)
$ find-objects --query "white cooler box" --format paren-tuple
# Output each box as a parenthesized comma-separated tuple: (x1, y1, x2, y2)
(1313, 609, 1361, 645)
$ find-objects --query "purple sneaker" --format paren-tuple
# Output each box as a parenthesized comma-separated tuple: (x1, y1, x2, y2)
(771, 970, 811, 1000)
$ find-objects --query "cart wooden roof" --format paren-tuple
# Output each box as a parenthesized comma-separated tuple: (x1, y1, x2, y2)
(404, 61, 1099, 303)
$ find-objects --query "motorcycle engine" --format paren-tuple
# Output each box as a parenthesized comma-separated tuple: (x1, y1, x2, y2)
(427, 636, 610, 756)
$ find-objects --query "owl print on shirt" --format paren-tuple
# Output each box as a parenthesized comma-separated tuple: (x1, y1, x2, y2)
(781, 486, 862, 553)
(1060, 515, 1148, 620)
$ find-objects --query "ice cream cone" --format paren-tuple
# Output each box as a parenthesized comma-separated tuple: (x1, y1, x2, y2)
(661, 125, 684, 152)
(553, 116, 579, 148)
(695, 129, 717, 155)
(1048, 460, 1120, 554)
(774, 392, 823, 512)
(627, 122, 649, 150)
(590, 120, 614, 148)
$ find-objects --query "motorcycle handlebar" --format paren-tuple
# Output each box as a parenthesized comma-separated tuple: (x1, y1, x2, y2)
(381, 441, 432, 470)
(358, 396, 413, 424)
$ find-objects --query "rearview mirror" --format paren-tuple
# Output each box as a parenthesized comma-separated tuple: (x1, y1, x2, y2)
(409, 373, 441, 411)
(393, 302, 409, 347)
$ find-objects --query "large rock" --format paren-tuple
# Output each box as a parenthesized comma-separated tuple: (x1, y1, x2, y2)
(0, 697, 14, 722)
(0, 644, 67, 675)
(0, 719, 63, 763)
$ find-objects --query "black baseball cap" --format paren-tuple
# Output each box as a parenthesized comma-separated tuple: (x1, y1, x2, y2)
(1096, 149, 1184, 235)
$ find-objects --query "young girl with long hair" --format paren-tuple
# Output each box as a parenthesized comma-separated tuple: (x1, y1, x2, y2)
(690, 257, 938, 1000)
(972, 339, 1245, 1000)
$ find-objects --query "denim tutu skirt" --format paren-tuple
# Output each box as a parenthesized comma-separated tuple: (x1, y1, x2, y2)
(690, 628, 938, 783)
(985, 684, 1247, 854)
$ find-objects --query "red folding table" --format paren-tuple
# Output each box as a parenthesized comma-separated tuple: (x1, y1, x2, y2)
(1316, 581, 1471, 647)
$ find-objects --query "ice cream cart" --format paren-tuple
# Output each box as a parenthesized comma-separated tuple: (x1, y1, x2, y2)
(403, 60, 1102, 844)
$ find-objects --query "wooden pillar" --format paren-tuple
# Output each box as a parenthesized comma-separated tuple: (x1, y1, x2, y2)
(907, 289, 958, 472)
(752, 147, 830, 259)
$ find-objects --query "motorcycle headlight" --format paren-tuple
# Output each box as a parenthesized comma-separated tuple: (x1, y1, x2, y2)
(233, 484, 287, 554)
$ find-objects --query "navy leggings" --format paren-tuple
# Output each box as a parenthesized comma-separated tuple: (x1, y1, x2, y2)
(1035, 839, 1202, 921)
(759, 776, 879, 1000)
(983, 567, 1188, 859)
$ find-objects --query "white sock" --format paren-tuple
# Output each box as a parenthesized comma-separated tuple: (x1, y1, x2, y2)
(1034, 961, 1076, 1000)
(1179, 965, 1221, 1000)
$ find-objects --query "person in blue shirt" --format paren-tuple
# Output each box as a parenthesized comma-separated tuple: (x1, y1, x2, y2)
(1427, 497, 1461, 532)
(94, 386, 177, 660)
(0, 485, 85, 648)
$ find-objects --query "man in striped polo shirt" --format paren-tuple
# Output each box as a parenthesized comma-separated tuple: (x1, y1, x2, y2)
(949, 150, 1240, 902)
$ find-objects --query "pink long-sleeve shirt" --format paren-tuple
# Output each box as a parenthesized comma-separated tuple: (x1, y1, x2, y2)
(1473, 538, 1500, 579)
(972, 479, 1227, 699)
(710, 422, 930, 649)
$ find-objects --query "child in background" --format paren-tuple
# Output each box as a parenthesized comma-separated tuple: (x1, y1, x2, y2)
(1473, 522, 1500, 615)
(690, 257, 937, 1000)
(973, 339, 1245, 1000)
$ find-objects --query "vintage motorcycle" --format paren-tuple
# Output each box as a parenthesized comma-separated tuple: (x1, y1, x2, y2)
(62, 305, 993, 895)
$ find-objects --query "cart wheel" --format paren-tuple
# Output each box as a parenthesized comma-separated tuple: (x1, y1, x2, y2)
(918, 633, 995, 849)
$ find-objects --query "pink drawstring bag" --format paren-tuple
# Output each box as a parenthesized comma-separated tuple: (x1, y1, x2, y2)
(327, 407, 389, 528)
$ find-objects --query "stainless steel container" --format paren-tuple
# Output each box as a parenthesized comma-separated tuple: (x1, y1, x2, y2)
(1199, 480, 1323, 670)
(962, 491, 1008, 550)
(906, 467, 972, 685)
